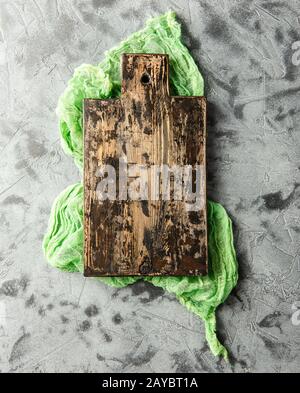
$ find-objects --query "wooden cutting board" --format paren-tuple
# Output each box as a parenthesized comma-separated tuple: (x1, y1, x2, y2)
(84, 53, 207, 276)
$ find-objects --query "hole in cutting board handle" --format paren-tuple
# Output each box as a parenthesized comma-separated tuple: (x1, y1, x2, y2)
(141, 72, 151, 85)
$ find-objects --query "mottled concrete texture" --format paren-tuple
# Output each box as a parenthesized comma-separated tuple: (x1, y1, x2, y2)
(0, 0, 299, 373)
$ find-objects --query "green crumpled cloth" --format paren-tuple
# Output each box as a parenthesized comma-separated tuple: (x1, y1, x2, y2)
(43, 11, 238, 360)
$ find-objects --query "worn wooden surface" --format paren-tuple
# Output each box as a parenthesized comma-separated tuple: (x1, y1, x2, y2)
(84, 54, 207, 276)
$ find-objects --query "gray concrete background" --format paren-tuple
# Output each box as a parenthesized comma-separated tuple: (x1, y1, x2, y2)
(0, 0, 299, 373)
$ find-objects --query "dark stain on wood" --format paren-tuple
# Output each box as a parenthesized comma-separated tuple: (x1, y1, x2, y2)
(84, 53, 207, 276)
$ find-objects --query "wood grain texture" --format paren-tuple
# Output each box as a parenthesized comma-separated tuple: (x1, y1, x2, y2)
(84, 54, 207, 276)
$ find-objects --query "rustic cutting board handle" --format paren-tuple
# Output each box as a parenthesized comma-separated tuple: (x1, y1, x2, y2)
(122, 53, 170, 97)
